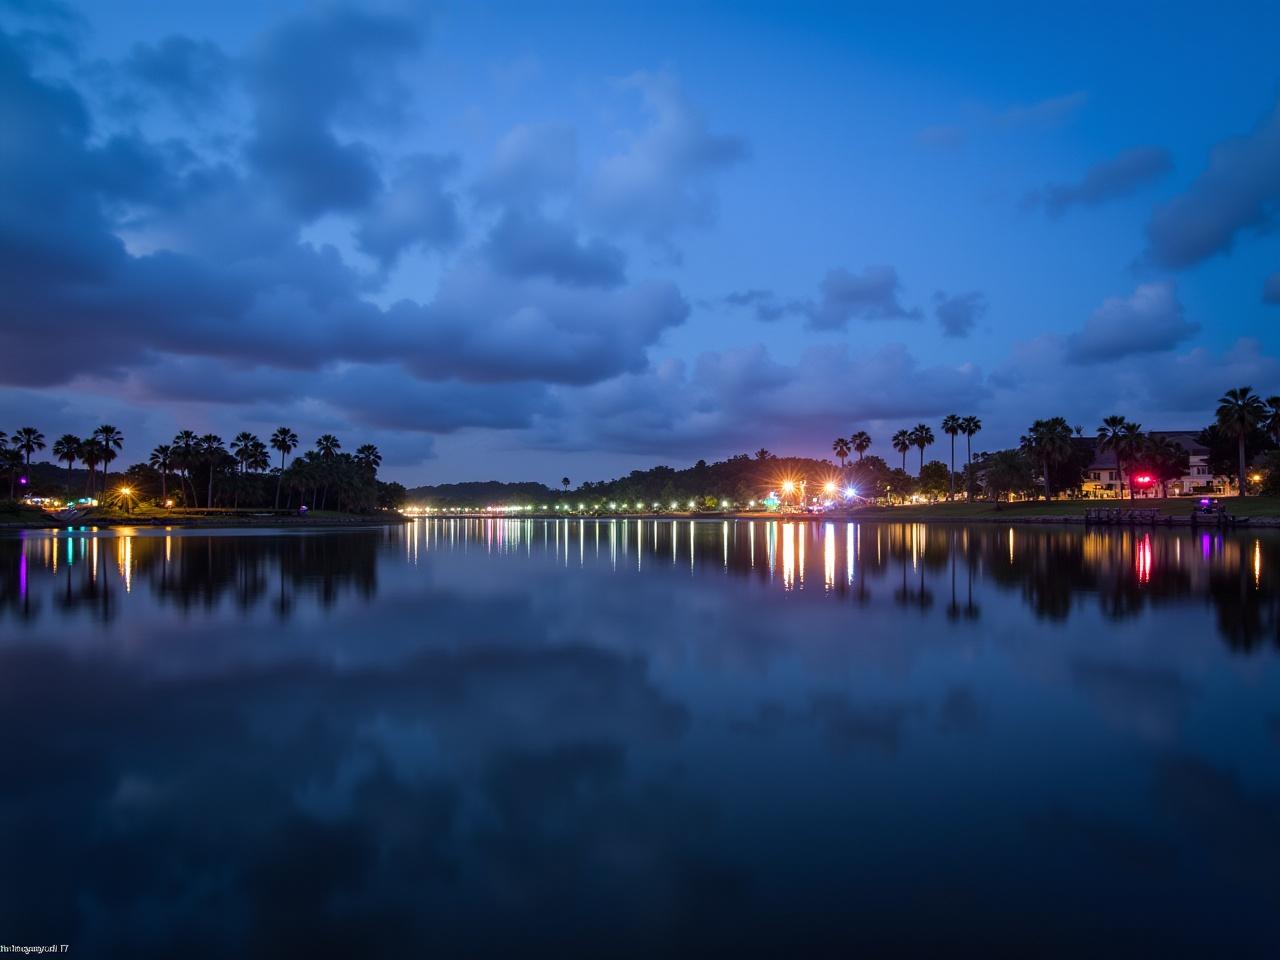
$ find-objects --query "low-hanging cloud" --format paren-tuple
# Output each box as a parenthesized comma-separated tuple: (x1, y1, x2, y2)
(1065, 282, 1198, 364)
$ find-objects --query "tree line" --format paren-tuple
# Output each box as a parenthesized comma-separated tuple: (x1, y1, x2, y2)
(1, 425, 406, 513)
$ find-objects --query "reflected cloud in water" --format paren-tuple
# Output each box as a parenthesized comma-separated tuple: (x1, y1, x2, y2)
(2, 520, 1279, 954)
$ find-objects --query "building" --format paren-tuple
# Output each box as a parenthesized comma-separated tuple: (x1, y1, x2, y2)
(1083, 430, 1230, 498)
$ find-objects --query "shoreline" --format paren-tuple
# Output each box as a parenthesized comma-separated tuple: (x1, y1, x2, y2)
(0, 514, 411, 531)
(6, 509, 1280, 531)
(405, 510, 1280, 527)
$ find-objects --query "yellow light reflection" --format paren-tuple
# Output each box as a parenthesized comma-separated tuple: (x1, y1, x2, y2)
(782, 522, 795, 590)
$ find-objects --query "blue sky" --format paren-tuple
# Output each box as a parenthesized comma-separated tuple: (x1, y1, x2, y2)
(2, 0, 1279, 483)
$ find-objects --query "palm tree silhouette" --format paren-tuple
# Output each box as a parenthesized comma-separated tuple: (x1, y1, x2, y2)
(52, 434, 81, 496)
(832, 436, 851, 468)
(1020, 417, 1073, 500)
(561, 476, 571, 492)
(941, 414, 961, 501)
(314, 435, 341, 509)
(172, 431, 199, 505)
(960, 416, 982, 500)
(198, 434, 225, 507)
(79, 438, 103, 497)
(1095, 415, 1130, 498)
(909, 423, 934, 474)
(851, 431, 871, 461)
(149, 444, 173, 503)
(1216, 386, 1266, 496)
(230, 432, 260, 474)
(270, 427, 299, 509)
(355, 444, 381, 473)
(891, 430, 910, 471)
(91, 425, 123, 494)
(12, 426, 45, 485)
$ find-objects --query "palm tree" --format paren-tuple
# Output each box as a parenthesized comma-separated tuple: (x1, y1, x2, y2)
(832, 437, 851, 468)
(198, 434, 225, 507)
(1115, 422, 1147, 500)
(91, 425, 123, 494)
(960, 416, 982, 500)
(355, 444, 381, 473)
(246, 440, 270, 474)
(79, 438, 103, 498)
(1095, 415, 1131, 499)
(909, 423, 935, 474)
(891, 430, 911, 471)
(1020, 417, 1074, 500)
(52, 434, 81, 495)
(314, 435, 341, 509)
(941, 415, 962, 501)
(561, 477, 571, 492)
(851, 431, 871, 461)
(230, 432, 260, 474)
(172, 431, 199, 505)
(1216, 386, 1266, 495)
(270, 427, 299, 509)
(12, 427, 44, 484)
(149, 444, 173, 502)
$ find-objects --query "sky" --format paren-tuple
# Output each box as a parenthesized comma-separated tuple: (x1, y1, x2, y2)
(1, 0, 1279, 485)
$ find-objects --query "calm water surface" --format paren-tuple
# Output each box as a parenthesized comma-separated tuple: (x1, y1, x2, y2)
(2, 519, 1279, 956)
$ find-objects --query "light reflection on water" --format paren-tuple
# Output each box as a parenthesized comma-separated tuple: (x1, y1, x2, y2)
(1, 519, 1279, 955)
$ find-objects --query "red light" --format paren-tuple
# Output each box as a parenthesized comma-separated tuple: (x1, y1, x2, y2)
(1134, 474, 1153, 485)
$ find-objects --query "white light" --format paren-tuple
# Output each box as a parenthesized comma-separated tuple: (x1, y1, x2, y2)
(844, 486, 856, 498)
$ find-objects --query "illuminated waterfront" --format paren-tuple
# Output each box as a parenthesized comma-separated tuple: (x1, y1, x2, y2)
(2, 520, 1280, 954)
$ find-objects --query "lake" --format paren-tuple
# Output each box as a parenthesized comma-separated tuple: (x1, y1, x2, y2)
(2, 519, 1279, 956)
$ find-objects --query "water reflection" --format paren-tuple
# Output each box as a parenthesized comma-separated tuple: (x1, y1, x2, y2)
(2, 520, 1280, 955)
(1, 520, 1278, 651)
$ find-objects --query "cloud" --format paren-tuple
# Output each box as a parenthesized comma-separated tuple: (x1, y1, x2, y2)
(800, 265, 920, 329)
(396, 259, 686, 384)
(1026, 146, 1172, 218)
(121, 35, 231, 116)
(588, 70, 748, 241)
(482, 209, 626, 288)
(1066, 282, 1198, 364)
(354, 153, 462, 268)
(933, 290, 986, 338)
(473, 122, 578, 206)
(245, 6, 424, 218)
(539, 341, 986, 456)
(1264, 272, 1280, 305)
(0, 27, 685, 395)
(1145, 94, 1280, 267)
(719, 268, 923, 329)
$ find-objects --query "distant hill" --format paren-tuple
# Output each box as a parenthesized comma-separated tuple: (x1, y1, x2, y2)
(404, 480, 559, 506)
